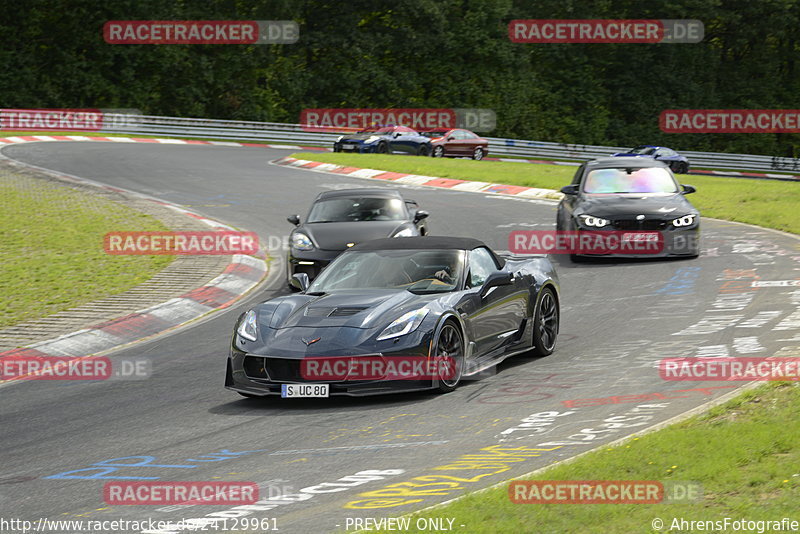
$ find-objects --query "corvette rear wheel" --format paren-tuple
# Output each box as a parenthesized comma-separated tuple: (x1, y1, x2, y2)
(435, 321, 464, 393)
(417, 144, 431, 156)
(433, 145, 445, 157)
(377, 142, 389, 154)
(531, 287, 558, 356)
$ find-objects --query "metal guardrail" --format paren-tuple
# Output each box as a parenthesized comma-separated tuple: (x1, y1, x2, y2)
(6, 111, 795, 174)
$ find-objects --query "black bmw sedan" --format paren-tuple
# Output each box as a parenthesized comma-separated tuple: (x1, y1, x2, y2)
(286, 188, 429, 284)
(556, 157, 700, 259)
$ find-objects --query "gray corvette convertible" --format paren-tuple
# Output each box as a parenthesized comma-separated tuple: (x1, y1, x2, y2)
(226, 237, 560, 398)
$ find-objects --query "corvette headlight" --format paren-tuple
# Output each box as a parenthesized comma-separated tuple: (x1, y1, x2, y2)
(392, 228, 415, 238)
(578, 214, 611, 228)
(291, 232, 314, 251)
(336, 136, 343, 142)
(377, 308, 429, 341)
(672, 214, 696, 227)
(237, 310, 258, 342)
(365, 136, 381, 143)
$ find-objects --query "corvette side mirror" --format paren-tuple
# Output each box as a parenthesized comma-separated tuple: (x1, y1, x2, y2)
(394, 132, 402, 138)
(287, 214, 300, 225)
(560, 185, 579, 195)
(480, 271, 513, 298)
(413, 210, 429, 222)
(680, 184, 696, 195)
(290, 273, 310, 292)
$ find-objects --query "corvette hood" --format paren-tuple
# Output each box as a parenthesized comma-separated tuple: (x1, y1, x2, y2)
(577, 194, 694, 218)
(304, 221, 409, 250)
(268, 290, 435, 330)
(340, 133, 384, 142)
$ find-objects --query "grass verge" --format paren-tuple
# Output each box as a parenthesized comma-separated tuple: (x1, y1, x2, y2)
(371, 382, 800, 534)
(290, 153, 800, 235)
(0, 167, 172, 329)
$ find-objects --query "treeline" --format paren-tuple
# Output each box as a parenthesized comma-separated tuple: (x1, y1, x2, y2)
(3, 0, 800, 157)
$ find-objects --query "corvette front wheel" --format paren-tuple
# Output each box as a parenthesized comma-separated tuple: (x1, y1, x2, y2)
(531, 287, 558, 356)
(434, 321, 464, 393)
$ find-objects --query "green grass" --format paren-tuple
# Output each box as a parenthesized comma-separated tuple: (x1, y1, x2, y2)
(290, 153, 800, 235)
(0, 170, 173, 329)
(370, 382, 800, 534)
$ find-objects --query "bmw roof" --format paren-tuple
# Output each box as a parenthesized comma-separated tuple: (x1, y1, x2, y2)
(315, 188, 404, 200)
(587, 157, 670, 169)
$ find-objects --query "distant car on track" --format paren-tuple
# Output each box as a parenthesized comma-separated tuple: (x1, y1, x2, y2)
(611, 145, 690, 174)
(333, 125, 433, 155)
(227, 236, 560, 398)
(286, 188, 429, 284)
(423, 128, 489, 160)
(556, 157, 700, 259)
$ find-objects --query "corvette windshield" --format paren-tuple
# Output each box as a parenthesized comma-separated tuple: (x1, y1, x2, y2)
(629, 146, 656, 155)
(583, 167, 679, 194)
(308, 249, 465, 293)
(307, 197, 407, 223)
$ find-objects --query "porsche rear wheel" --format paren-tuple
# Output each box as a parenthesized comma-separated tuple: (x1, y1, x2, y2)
(417, 144, 431, 156)
(377, 142, 389, 154)
(435, 321, 464, 393)
(531, 287, 558, 356)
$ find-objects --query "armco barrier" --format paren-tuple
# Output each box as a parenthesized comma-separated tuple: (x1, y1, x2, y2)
(1, 111, 796, 174)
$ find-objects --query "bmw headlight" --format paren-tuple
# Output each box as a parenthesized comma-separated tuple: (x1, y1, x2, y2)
(237, 310, 258, 341)
(672, 214, 696, 227)
(291, 232, 314, 251)
(578, 214, 611, 228)
(377, 308, 429, 341)
(392, 228, 415, 238)
(365, 136, 381, 144)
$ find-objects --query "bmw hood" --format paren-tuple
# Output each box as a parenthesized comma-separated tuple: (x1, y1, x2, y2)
(303, 221, 414, 250)
(577, 194, 695, 218)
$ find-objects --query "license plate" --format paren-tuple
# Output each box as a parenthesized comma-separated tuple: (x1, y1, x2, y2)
(342, 144, 356, 150)
(281, 384, 329, 398)
(622, 232, 659, 242)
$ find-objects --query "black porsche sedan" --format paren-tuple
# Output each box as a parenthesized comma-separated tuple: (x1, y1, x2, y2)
(556, 157, 700, 259)
(227, 236, 560, 398)
(286, 188, 429, 284)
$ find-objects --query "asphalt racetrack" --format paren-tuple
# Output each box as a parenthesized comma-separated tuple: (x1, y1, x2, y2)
(1, 141, 798, 533)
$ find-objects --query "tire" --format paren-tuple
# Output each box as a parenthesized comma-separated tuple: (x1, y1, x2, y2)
(377, 142, 389, 154)
(472, 147, 484, 160)
(530, 287, 559, 356)
(434, 321, 465, 393)
(677, 162, 689, 174)
(417, 144, 431, 157)
(432, 145, 445, 158)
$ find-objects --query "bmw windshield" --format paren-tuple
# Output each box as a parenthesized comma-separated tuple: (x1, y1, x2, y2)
(583, 167, 680, 194)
